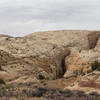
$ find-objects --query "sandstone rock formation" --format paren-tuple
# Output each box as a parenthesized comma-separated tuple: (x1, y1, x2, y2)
(88, 31, 100, 49)
(65, 71, 100, 95)
(64, 31, 100, 79)
(0, 30, 100, 99)
(0, 30, 100, 84)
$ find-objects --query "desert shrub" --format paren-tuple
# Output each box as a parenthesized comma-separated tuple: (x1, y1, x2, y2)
(0, 66, 3, 71)
(94, 97, 100, 100)
(38, 74, 45, 80)
(0, 78, 5, 84)
(0, 66, 2, 70)
(91, 61, 100, 71)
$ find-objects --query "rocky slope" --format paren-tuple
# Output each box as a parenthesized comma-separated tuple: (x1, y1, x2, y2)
(0, 30, 100, 99)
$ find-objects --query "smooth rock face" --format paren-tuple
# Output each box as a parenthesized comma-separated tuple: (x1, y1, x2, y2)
(0, 30, 100, 84)
(88, 31, 100, 49)
(64, 53, 90, 78)
(64, 49, 100, 78)
(64, 31, 100, 78)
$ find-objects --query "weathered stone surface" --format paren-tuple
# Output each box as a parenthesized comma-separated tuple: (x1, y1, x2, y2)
(82, 71, 100, 82)
(0, 49, 15, 66)
(64, 53, 90, 78)
(0, 30, 100, 84)
(88, 31, 100, 49)
(0, 30, 91, 83)
(64, 43, 100, 78)
(64, 71, 100, 94)
(0, 30, 100, 99)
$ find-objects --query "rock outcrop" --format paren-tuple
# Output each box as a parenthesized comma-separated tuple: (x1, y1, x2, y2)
(64, 71, 100, 94)
(0, 30, 100, 99)
(0, 30, 100, 84)
(88, 31, 100, 49)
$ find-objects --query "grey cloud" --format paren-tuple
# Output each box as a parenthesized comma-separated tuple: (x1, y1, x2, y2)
(0, 0, 100, 36)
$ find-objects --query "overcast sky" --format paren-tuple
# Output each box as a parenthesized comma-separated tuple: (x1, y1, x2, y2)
(0, 0, 100, 36)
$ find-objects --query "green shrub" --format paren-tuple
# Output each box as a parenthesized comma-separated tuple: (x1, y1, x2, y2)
(0, 78, 6, 84)
(91, 61, 100, 71)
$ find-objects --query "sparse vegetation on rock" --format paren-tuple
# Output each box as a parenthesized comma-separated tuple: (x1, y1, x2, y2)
(38, 74, 45, 80)
(0, 78, 5, 84)
(0, 30, 100, 99)
(0, 85, 99, 100)
(91, 61, 100, 71)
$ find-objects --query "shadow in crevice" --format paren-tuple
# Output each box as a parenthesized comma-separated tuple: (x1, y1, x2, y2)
(61, 57, 66, 76)
(60, 50, 71, 78)
(57, 56, 67, 79)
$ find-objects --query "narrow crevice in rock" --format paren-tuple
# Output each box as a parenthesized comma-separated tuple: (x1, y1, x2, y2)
(56, 56, 67, 79)
(61, 57, 66, 76)
(59, 50, 71, 78)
